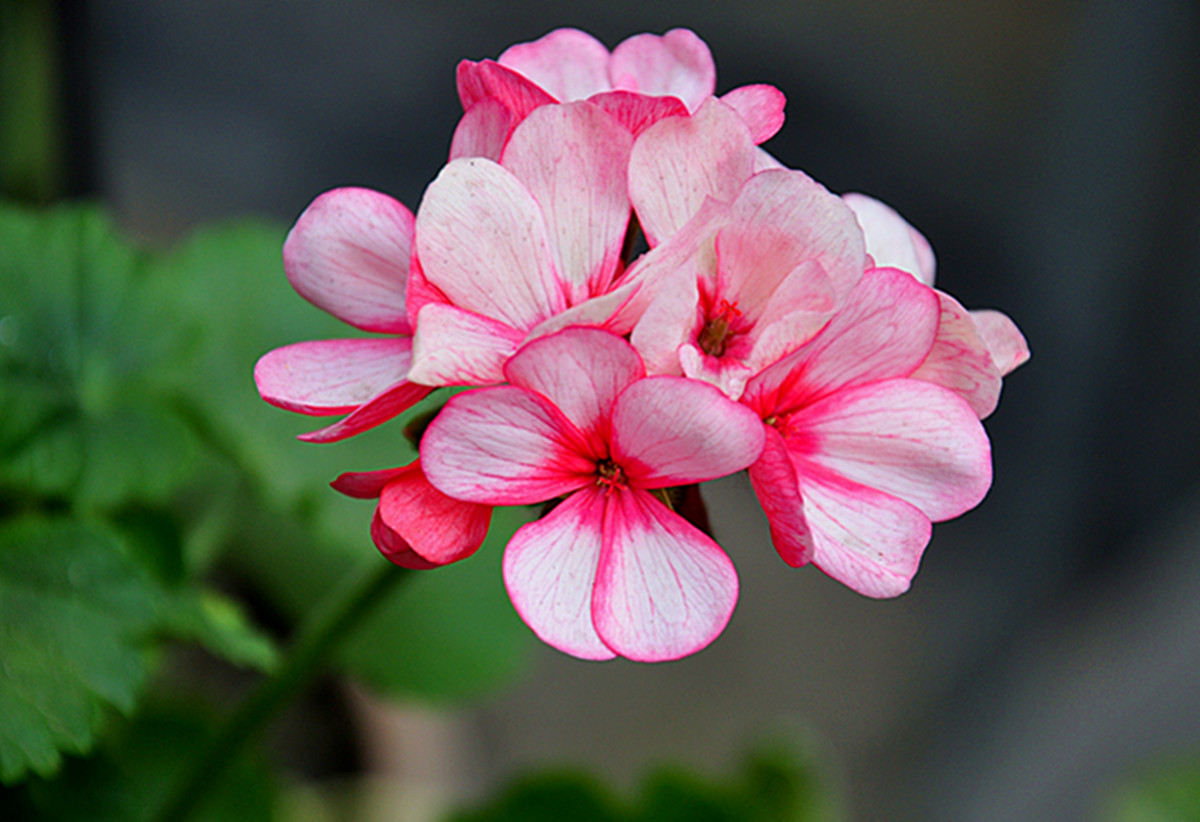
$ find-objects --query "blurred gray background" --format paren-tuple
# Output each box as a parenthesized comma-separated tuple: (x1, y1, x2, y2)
(65, 0, 1200, 819)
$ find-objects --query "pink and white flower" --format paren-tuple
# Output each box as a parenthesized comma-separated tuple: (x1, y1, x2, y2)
(843, 192, 1030, 417)
(418, 327, 765, 661)
(740, 267, 994, 597)
(452, 27, 786, 161)
(254, 187, 432, 441)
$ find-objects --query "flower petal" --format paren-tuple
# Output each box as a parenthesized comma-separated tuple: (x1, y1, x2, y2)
(449, 98, 513, 161)
(297, 379, 434, 443)
(415, 157, 567, 329)
(910, 291, 1003, 418)
(457, 59, 556, 119)
(628, 265, 699, 376)
(796, 462, 932, 598)
(498, 28, 611, 102)
(789, 379, 992, 522)
(504, 328, 645, 439)
(408, 303, 525, 387)
(254, 337, 412, 415)
(420, 385, 595, 505)
(283, 187, 414, 333)
(331, 465, 410, 499)
(593, 487, 738, 661)
(719, 84, 787, 144)
(371, 510, 441, 570)
(500, 102, 632, 304)
(503, 486, 615, 660)
(609, 29, 716, 112)
(378, 462, 493, 565)
(628, 99, 757, 246)
(970, 309, 1030, 376)
(842, 192, 936, 287)
(611, 376, 765, 487)
(677, 344, 754, 399)
(748, 425, 814, 566)
(587, 90, 689, 136)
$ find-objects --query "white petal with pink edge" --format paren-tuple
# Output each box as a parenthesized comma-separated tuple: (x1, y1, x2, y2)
(408, 303, 525, 387)
(609, 29, 716, 112)
(593, 487, 738, 662)
(611, 376, 764, 487)
(970, 309, 1030, 376)
(748, 426, 814, 567)
(910, 291, 1002, 418)
(415, 157, 567, 329)
(283, 187, 414, 334)
(378, 463, 492, 565)
(719, 84, 787, 144)
(421, 385, 595, 505)
(498, 28, 611, 102)
(503, 486, 615, 661)
(450, 98, 513, 161)
(628, 99, 757, 246)
(843, 192, 936, 287)
(797, 463, 932, 598)
(505, 328, 645, 439)
(501, 102, 632, 304)
(254, 337, 412, 415)
(297, 380, 434, 443)
(678, 344, 754, 400)
(789, 379, 992, 522)
(456, 59, 555, 119)
(587, 90, 689, 136)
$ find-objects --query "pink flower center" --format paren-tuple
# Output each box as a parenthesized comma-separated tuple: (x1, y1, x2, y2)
(595, 457, 628, 491)
(697, 298, 743, 358)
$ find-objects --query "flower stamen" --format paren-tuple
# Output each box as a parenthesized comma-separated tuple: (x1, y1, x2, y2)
(697, 299, 742, 357)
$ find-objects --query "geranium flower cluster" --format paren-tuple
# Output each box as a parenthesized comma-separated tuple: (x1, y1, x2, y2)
(255, 28, 1028, 662)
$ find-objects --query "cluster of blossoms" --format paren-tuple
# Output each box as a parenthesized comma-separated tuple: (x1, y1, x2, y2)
(255, 28, 1028, 662)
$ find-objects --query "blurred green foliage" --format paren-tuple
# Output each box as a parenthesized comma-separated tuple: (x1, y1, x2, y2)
(1102, 754, 1200, 822)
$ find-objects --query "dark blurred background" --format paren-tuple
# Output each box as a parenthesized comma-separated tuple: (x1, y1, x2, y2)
(33, 0, 1200, 819)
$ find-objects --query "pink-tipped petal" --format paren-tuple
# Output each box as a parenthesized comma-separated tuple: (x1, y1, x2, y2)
(612, 376, 765, 487)
(609, 29, 716, 112)
(420, 386, 595, 505)
(678, 344, 754, 399)
(254, 337, 413, 415)
(371, 510, 441, 570)
(449, 98, 513, 161)
(719, 84, 787, 144)
(748, 426, 814, 566)
(498, 28, 612, 102)
(500, 102, 633, 304)
(628, 266, 699, 376)
(842, 192, 936, 286)
(503, 486, 615, 660)
(524, 280, 640, 340)
(297, 379, 433, 443)
(457, 59, 556, 118)
(331, 464, 412, 499)
(415, 157, 567, 329)
(283, 188, 414, 333)
(407, 304, 526, 388)
(746, 268, 939, 413)
(910, 291, 1003, 418)
(587, 90, 689, 136)
(593, 487, 738, 661)
(504, 328, 645, 439)
(629, 99, 757, 246)
(970, 309, 1030, 376)
(790, 379, 992, 522)
(798, 464, 932, 598)
(378, 464, 492, 565)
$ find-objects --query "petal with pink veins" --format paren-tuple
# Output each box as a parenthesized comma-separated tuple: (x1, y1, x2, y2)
(789, 379, 992, 522)
(612, 376, 765, 487)
(910, 291, 1003, 418)
(421, 385, 595, 505)
(456, 59, 556, 120)
(587, 90, 689, 136)
(719, 84, 787, 144)
(415, 158, 567, 329)
(797, 462, 932, 598)
(843, 192, 937, 287)
(593, 487, 738, 662)
(628, 266, 699, 377)
(297, 379, 434, 443)
(283, 187, 414, 334)
(503, 486, 615, 660)
(378, 463, 493, 565)
(498, 28, 611, 102)
(609, 29, 716, 112)
(678, 344, 755, 399)
(449, 98, 513, 161)
(629, 99, 757, 246)
(254, 337, 413, 415)
(408, 303, 526, 387)
(505, 328, 645, 439)
(524, 279, 639, 341)
(970, 309, 1030, 376)
(501, 102, 633, 304)
(748, 426, 814, 566)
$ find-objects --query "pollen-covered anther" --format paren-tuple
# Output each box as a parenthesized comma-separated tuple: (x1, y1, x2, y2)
(595, 457, 627, 490)
(697, 298, 742, 357)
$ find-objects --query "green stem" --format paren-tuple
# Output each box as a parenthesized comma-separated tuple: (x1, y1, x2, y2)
(152, 557, 408, 822)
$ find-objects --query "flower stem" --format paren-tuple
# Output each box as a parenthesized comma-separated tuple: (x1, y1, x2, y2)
(152, 557, 407, 822)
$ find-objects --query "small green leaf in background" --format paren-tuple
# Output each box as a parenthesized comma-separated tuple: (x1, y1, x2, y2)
(0, 517, 160, 784)
(450, 771, 621, 822)
(1102, 754, 1200, 822)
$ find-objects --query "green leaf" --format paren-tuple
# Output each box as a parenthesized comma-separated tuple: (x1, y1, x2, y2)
(448, 771, 621, 822)
(1103, 755, 1200, 822)
(159, 588, 280, 674)
(0, 516, 160, 784)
